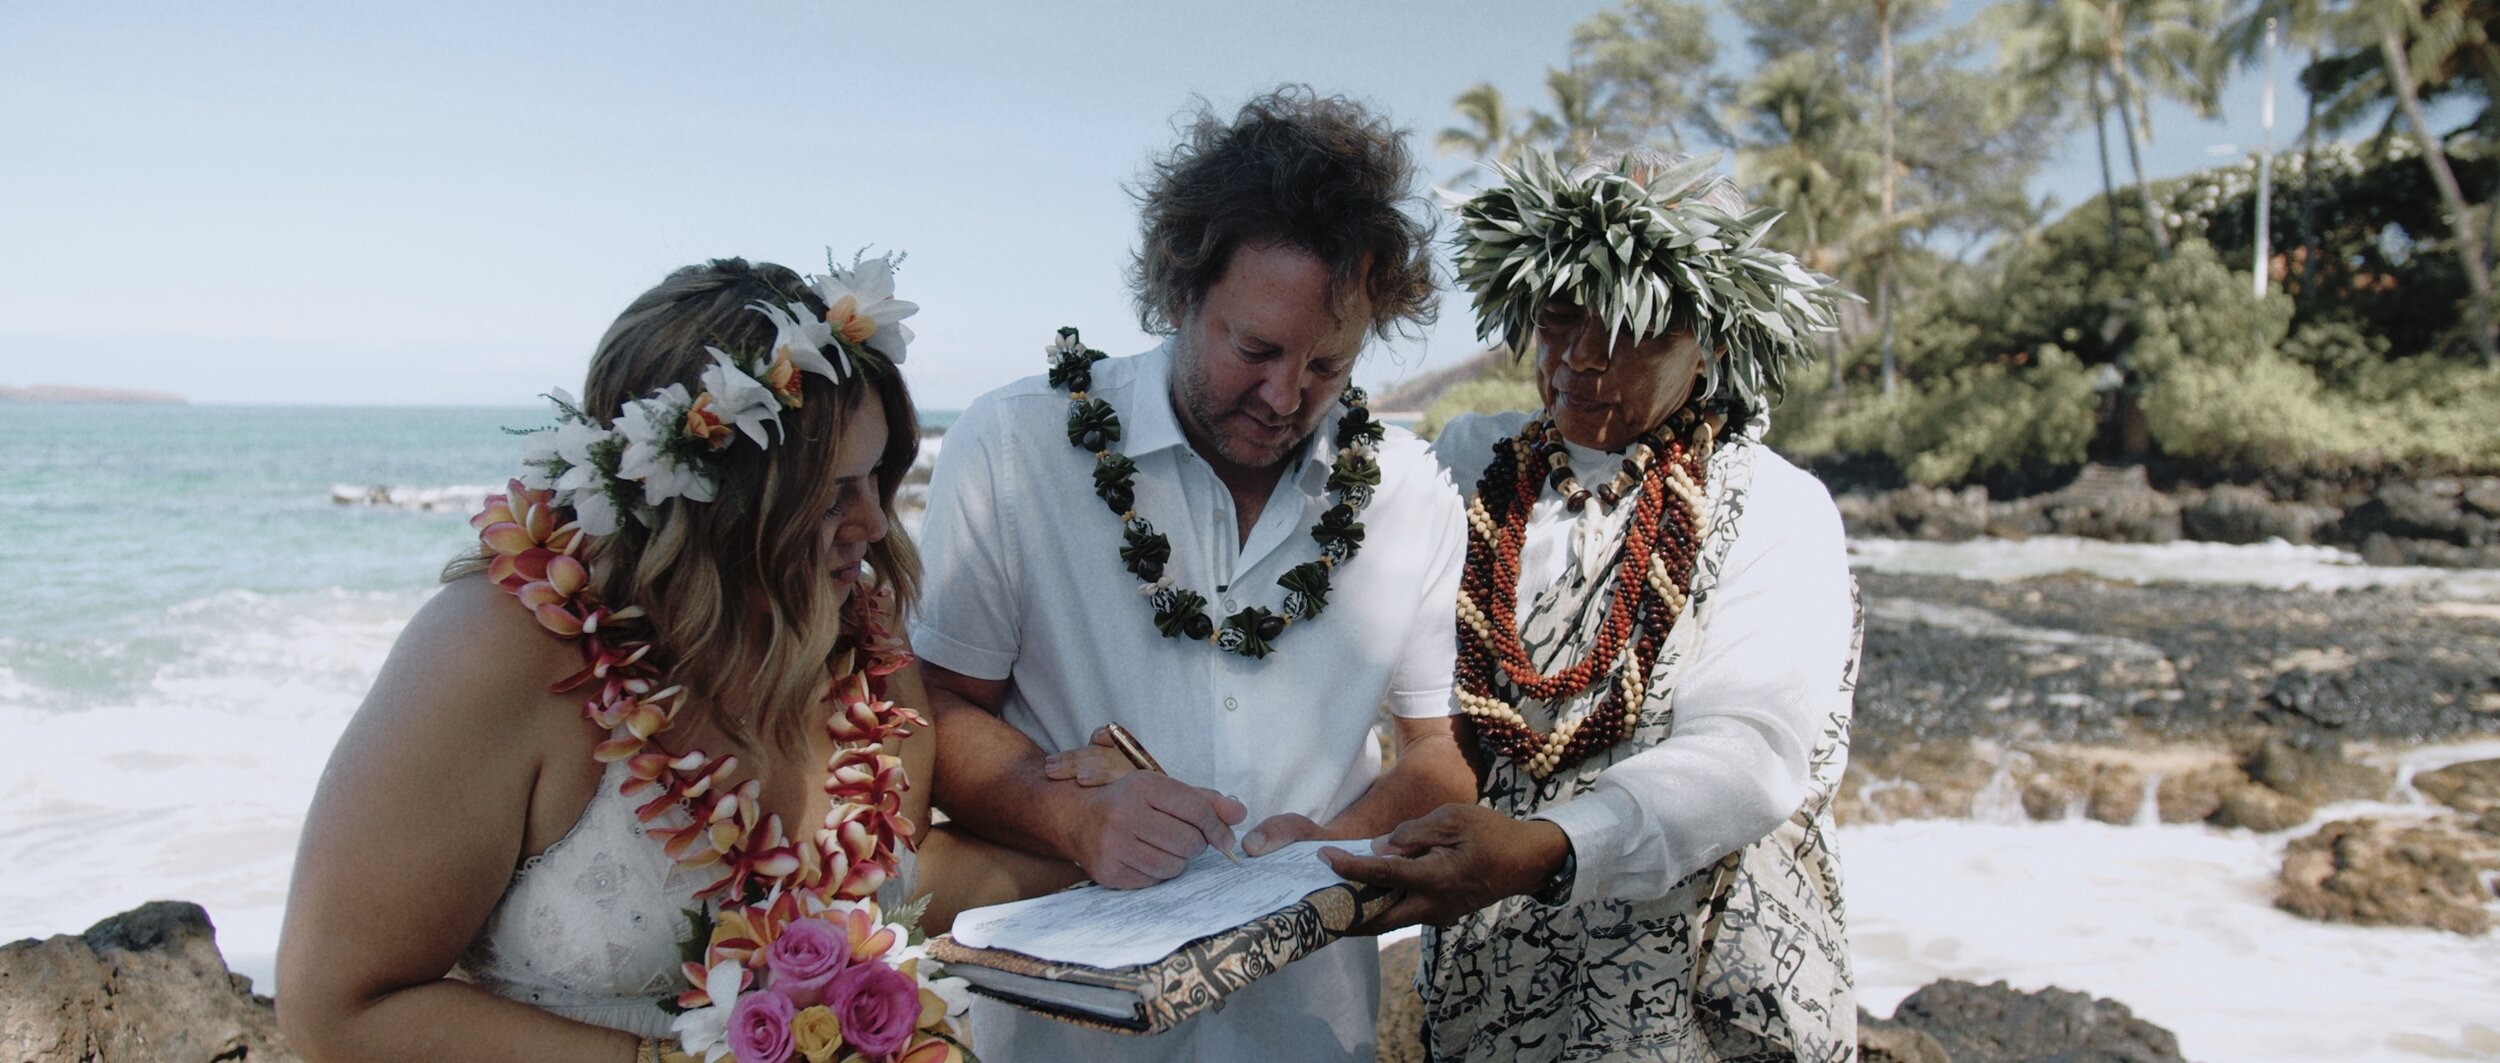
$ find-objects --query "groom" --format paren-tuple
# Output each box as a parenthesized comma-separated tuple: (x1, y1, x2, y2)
(912, 86, 1475, 1061)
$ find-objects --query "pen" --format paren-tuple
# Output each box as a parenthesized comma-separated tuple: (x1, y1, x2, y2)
(1102, 723, 1240, 864)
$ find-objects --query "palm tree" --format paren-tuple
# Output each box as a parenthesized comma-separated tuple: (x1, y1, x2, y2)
(2303, 0, 2498, 364)
(1995, 0, 2228, 261)
(1528, 67, 1604, 160)
(1436, 82, 1528, 171)
(1737, 51, 1882, 396)
(2367, 0, 2497, 364)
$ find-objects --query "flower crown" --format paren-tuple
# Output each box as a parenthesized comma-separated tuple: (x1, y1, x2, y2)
(1452, 151, 1857, 414)
(516, 253, 915, 536)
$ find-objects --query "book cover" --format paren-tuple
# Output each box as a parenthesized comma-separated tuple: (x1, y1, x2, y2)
(927, 879, 1400, 1035)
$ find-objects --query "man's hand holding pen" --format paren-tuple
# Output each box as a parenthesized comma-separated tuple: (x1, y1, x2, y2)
(1045, 724, 1246, 888)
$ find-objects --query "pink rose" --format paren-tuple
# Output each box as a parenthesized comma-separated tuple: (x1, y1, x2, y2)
(825, 960, 920, 1059)
(727, 988, 797, 1063)
(765, 918, 852, 1008)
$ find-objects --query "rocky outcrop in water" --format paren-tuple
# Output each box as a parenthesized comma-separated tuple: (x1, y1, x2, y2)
(1862, 980, 2188, 1062)
(0, 901, 297, 1061)
(2275, 815, 2500, 935)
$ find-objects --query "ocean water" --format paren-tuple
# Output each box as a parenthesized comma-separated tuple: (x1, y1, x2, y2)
(4, 404, 2498, 1061)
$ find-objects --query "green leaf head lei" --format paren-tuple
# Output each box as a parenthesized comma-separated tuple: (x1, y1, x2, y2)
(1451, 150, 1860, 418)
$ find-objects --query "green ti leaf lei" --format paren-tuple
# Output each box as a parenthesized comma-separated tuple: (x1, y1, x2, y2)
(1045, 326, 1385, 660)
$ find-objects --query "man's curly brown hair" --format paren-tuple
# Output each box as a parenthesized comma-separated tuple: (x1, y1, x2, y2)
(1129, 85, 1439, 342)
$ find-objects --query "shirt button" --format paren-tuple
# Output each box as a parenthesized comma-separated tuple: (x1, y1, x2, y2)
(1224, 697, 1239, 711)
(1221, 597, 1237, 611)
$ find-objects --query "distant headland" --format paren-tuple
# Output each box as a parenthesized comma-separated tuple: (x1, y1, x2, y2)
(0, 384, 186, 404)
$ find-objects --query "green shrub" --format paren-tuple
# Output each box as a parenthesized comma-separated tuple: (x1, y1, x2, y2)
(1769, 346, 2096, 485)
(2141, 349, 2355, 467)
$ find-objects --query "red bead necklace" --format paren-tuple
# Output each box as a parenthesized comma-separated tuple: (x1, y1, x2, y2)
(1454, 410, 1714, 777)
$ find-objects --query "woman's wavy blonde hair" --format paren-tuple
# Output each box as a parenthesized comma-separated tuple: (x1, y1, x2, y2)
(451, 257, 920, 755)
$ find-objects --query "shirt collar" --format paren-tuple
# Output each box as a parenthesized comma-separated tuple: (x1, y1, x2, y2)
(1123, 340, 1343, 491)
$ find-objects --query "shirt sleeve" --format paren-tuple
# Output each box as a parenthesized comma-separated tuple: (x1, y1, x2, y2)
(906, 395, 1026, 682)
(1383, 435, 1468, 718)
(1529, 456, 1855, 905)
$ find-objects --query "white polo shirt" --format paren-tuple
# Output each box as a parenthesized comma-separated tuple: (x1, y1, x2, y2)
(912, 342, 1466, 1063)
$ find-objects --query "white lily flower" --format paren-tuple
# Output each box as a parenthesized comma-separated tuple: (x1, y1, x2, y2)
(515, 428, 561, 490)
(615, 387, 717, 506)
(813, 256, 918, 364)
(570, 489, 621, 536)
(751, 300, 848, 382)
(668, 959, 746, 1061)
(551, 419, 616, 493)
(699, 347, 784, 446)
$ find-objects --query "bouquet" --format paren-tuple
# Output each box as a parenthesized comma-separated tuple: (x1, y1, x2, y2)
(669, 890, 972, 1063)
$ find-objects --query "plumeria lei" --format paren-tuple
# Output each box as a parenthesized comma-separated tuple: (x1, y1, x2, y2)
(515, 253, 917, 536)
(471, 253, 975, 1062)
(474, 481, 973, 1063)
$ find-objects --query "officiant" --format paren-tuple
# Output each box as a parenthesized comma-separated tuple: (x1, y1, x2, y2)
(1322, 148, 1864, 1062)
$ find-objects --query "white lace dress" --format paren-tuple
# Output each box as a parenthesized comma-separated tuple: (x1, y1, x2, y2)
(453, 756, 919, 1038)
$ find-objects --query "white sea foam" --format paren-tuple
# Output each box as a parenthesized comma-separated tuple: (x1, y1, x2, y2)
(0, 586, 420, 994)
(1850, 535, 2500, 598)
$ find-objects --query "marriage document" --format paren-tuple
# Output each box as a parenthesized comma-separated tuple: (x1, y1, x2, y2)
(946, 840, 1351, 968)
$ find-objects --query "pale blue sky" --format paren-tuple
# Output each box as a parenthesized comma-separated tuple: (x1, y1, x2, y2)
(0, 1, 2397, 408)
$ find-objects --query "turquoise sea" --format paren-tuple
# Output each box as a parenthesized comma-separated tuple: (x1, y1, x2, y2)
(0, 402, 949, 992)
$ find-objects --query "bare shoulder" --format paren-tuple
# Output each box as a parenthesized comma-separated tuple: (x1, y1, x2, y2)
(355, 574, 589, 749)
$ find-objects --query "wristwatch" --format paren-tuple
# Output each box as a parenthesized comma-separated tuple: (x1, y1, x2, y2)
(1531, 845, 1578, 907)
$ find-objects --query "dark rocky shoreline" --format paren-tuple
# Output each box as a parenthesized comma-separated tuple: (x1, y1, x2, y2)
(1837, 464, 2500, 568)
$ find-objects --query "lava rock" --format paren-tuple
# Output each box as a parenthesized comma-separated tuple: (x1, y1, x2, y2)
(2412, 758, 2500, 816)
(2240, 736, 2394, 805)
(1880, 978, 2186, 1062)
(2276, 816, 2499, 935)
(0, 901, 297, 1062)
(1857, 1008, 1953, 1063)
(1376, 937, 1424, 1063)
(2180, 484, 2328, 544)
(2207, 780, 2316, 832)
(1840, 486, 1990, 542)
(2341, 483, 2472, 546)
(2033, 465, 2183, 544)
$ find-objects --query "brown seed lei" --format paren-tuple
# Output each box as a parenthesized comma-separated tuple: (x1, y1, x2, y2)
(1454, 408, 1714, 777)
(1047, 327, 1382, 659)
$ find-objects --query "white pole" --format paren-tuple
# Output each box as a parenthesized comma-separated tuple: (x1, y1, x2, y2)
(2255, 17, 2278, 298)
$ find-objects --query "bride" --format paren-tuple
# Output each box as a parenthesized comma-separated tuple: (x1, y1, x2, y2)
(278, 257, 980, 1063)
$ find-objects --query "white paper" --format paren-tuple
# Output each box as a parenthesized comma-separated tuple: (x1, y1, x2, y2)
(946, 840, 1351, 968)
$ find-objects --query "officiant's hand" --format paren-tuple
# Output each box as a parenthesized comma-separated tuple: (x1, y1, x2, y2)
(1318, 804, 1572, 930)
(1074, 773, 1248, 889)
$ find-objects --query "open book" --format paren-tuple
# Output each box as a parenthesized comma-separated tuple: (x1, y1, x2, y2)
(926, 840, 1398, 1034)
